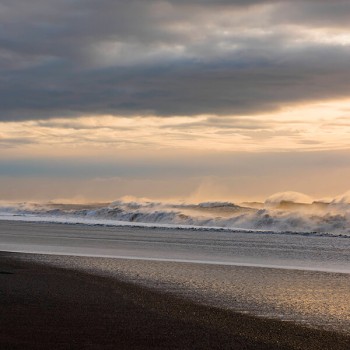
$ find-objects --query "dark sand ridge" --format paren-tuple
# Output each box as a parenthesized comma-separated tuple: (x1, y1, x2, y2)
(1, 251, 350, 349)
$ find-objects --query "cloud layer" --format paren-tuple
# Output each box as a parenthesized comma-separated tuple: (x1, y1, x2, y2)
(1, 0, 350, 120)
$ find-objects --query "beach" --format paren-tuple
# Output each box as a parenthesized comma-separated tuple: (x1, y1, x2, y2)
(1, 220, 350, 349)
(3, 0, 350, 347)
(1, 251, 350, 350)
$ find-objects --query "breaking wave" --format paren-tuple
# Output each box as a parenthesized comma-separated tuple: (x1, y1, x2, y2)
(1, 192, 350, 237)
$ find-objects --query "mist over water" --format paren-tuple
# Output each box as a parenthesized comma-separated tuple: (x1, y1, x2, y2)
(1, 191, 350, 237)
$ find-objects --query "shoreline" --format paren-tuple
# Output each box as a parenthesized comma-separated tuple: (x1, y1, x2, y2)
(1, 219, 350, 275)
(1, 251, 350, 349)
(4, 247, 350, 275)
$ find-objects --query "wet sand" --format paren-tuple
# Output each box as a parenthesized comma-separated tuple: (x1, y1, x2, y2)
(1, 251, 350, 349)
(7, 251, 350, 334)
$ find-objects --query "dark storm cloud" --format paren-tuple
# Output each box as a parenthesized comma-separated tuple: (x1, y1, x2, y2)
(0, 0, 350, 121)
(273, 1, 350, 27)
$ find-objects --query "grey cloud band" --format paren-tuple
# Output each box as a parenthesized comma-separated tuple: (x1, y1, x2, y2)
(1, 0, 349, 120)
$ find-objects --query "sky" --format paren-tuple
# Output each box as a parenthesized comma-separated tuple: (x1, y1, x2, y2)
(1, 0, 350, 203)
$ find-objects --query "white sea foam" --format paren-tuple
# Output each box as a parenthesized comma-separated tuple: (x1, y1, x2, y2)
(1, 194, 350, 237)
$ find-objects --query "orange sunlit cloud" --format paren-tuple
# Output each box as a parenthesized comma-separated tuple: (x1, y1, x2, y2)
(1, 98, 350, 159)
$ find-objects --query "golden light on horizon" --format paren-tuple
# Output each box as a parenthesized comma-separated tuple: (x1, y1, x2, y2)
(1, 98, 350, 159)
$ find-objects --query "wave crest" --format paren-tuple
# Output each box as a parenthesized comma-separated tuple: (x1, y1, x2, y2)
(1, 195, 350, 237)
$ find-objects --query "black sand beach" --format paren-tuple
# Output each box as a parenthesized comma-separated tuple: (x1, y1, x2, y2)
(1, 251, 349, 350)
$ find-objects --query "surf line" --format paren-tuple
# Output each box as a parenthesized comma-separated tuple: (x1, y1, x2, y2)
(2, 248, 350, 275)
